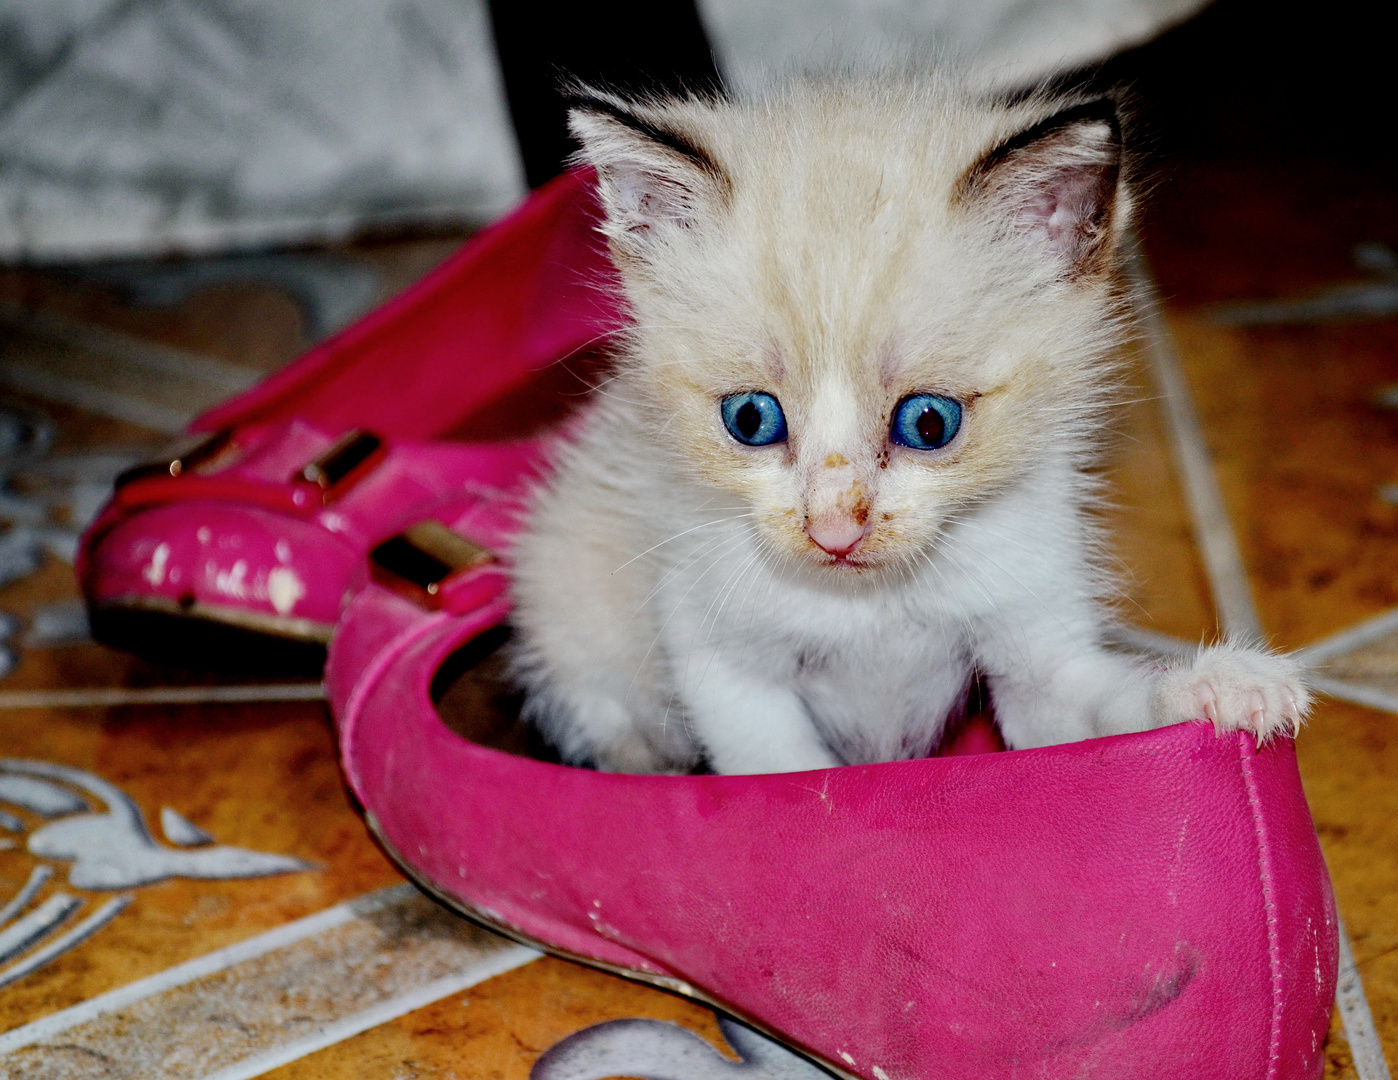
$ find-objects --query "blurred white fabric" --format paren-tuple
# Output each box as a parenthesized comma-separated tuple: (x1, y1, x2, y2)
(0, 0, 1207, 263)
(0, 0, 524, 261)
(702, 0, 1206, 92)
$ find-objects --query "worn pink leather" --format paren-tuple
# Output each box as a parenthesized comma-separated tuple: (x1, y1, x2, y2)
(77, 169, 623, 637)
(329, 565, 1338, 1079)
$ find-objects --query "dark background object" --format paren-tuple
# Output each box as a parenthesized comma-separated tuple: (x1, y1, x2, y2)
(488, 0, 722, 187)
(1079, 0, 1394, 163)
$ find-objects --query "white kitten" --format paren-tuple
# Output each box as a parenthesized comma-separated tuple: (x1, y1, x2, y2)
(507, 73, 1310, 774)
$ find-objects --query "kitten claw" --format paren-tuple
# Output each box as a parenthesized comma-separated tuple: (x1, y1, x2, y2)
(1245, 690, 1268, 736)
(1154, 641, 1312, 744)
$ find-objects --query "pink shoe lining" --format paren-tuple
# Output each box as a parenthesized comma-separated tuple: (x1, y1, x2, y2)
(338, 609, 452, 793)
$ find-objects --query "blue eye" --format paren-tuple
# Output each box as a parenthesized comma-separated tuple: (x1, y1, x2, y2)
(891, 394, 962, 450)
(721, 392, 787, 446)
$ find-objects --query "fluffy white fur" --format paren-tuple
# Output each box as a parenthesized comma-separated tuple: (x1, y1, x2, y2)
(508, 73, 1310, 774)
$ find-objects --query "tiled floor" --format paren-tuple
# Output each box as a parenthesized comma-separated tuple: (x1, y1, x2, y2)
(2, 151, 1397, 1078)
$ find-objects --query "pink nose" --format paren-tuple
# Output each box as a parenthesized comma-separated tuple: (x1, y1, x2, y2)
(806, 516, 867, 557)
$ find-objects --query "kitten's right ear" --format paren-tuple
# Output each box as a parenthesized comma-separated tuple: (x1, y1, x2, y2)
(568, 96, 728, 252)
(959, 97, 1124, 276)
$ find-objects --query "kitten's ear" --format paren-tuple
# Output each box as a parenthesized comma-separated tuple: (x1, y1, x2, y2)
(960, 98, 1124, 275)
(568, 96, 728, 251)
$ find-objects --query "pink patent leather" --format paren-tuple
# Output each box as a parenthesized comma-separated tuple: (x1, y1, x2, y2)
(78, 169, 622, 629)
(328, 567, 1338, 1080)
(81, 436, 542, 627)
(191, 169, 622, 440)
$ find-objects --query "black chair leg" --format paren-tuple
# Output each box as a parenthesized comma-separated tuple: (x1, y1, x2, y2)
(487, 1, 722, 188)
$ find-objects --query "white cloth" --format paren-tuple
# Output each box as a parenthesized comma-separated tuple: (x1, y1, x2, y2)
(0, 0, 525, 261)
(0, 0, 1207, 263)
(701, 0, 1206, 91)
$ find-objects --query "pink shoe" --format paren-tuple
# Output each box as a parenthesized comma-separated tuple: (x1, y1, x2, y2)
(327, 503, 1338, 1079)
(78, 169, 623, 671)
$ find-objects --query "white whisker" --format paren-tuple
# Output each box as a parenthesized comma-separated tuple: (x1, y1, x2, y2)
(611, 511, 756, 575)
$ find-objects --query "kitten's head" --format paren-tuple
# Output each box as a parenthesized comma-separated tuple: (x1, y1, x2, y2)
(570, 75, 1131, 579)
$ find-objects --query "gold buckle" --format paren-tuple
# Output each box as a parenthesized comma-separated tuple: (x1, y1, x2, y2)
(115, 430, 235, 487)
(370, 520, 494, 600)
(300, 430, 384, 492)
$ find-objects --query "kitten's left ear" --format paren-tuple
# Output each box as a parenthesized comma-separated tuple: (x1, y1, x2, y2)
(960, 98, 1124, 275)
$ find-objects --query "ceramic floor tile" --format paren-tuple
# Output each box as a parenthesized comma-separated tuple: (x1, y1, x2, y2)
(261, 958, 730, 1080)
(0, 699, 404, 1031)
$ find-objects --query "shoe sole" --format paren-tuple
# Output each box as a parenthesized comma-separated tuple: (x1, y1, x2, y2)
(89, 600, 332, 675)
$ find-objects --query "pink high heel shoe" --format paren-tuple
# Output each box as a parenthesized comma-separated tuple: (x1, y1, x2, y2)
(326, 483, 1338, 1079)
(77, 169, 623, 671)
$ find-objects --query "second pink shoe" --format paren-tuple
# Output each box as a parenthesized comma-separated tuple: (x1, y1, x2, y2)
(78, 169, 623, 671)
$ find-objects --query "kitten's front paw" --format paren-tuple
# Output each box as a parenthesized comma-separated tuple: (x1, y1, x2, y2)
(1153, 642, 1312, 743)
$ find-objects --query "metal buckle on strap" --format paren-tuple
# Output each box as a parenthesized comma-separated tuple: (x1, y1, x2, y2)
(300, 430, 384, 497)
(370, 520, 494, 604)
(115, 429, 236, 487)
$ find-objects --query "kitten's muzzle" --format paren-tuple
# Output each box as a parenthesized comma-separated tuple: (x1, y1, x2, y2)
(803, 461, 874, 558)
(805, 514, 868, 558)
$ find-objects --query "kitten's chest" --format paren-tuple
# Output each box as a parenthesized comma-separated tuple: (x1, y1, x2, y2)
(705, 577, 974, 762)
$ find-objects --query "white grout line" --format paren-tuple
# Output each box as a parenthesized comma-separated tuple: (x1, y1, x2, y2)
(1339, 920, 1395, 1080)
(1130, 240, 1392, 1077)
(0, 301, 262, 396)
(0, 683, 326, 710)
(1105, 623, 1196, 658)
(1310, 677, 1398, 718)
(1125, 233, 1262, 641)
(196, 947, 540, 1080)
(1295, 606, 1398, 667)
(0, 884, 416, 1055)
(0, 362, 191, 435)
